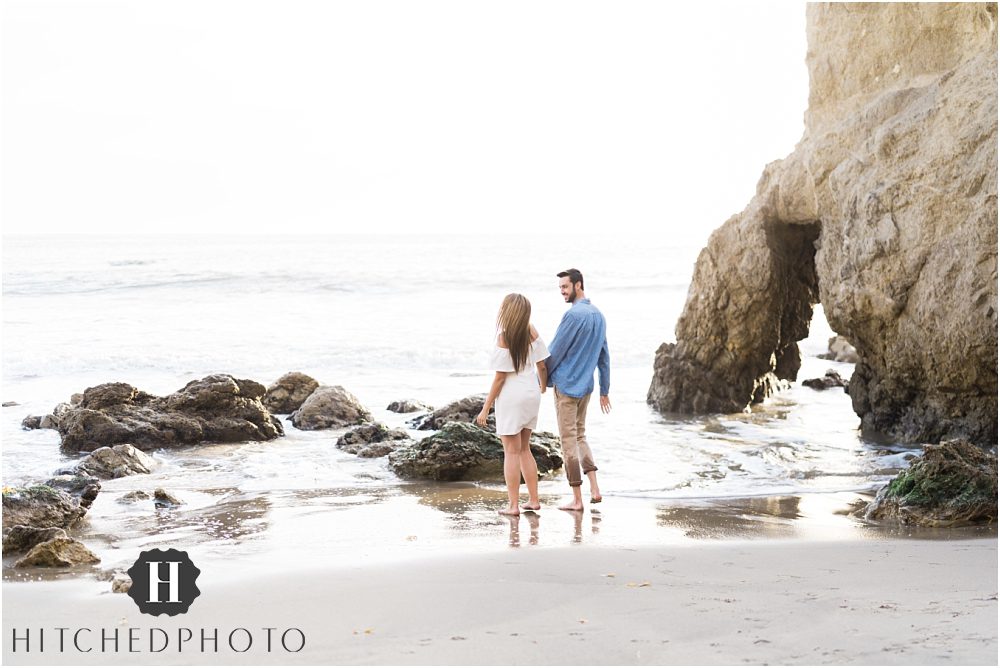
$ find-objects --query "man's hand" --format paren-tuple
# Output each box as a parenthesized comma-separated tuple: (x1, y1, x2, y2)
(600, 395, 611, 414)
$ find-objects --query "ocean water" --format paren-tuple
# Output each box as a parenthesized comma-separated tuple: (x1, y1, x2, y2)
(3, 234, 954, 578)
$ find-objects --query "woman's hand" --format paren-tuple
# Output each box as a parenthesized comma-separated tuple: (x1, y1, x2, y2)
(475, 409, 489, 427)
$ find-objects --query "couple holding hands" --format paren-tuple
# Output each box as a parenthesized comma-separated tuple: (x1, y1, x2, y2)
(476, 268, 611, 515)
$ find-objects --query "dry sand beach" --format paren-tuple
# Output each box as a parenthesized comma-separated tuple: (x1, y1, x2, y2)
(3, 537, 997, 665)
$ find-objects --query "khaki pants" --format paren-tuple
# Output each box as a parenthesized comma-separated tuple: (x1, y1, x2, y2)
(554, 389, 598, 487)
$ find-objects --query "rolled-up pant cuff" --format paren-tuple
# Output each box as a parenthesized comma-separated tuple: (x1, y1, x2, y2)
(583, 466, 599, 475)
(569, 481, 583, 487)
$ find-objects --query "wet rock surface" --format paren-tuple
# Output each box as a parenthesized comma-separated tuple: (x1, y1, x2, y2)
(388, 422, 562, 481)
(802, 370, 850, 391)
(863, 439, 998, 527)
(69, 443, 156, 479)
(337, 423, 412, 457)
(153, 488, 183, 507)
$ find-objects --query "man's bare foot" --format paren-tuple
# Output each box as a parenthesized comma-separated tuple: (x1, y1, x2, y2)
(498, 507, 520, 516)
(520, 503, 541, 512)
(558, 501, 584, 512)
(590, 493, 603, 504)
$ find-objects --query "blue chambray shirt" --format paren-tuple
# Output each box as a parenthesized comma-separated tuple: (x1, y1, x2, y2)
(545, 298, 611, 398)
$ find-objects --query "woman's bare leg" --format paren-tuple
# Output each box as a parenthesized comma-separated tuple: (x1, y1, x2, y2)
(499, 434, 522, 515)
(518, 428, 540, 510)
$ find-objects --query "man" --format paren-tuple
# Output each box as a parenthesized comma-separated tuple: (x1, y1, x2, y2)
(545, 268, 611, 512)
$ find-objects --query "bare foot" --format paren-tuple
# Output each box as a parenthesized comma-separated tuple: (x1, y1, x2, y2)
(498, 507, 520, 516)
(590, 493, 603, 504)
(520, 504, 541, 512)
(558, 501, 584, 512)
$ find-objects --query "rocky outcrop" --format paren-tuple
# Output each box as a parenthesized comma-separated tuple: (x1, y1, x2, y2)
(862, 439, 997, 527)
(14, 537, 100, 568)
(387, 399, 433, 414)
(263, 372, 320, 414)
(388, 422, 562, 481)
(649, 4, 997, 446)
(336, 423, 411, 458)
(57, 374, 284, 452)
(802, 370, 849, 391)
(290, 386, 372, 430)
(409, 395, 494, 431)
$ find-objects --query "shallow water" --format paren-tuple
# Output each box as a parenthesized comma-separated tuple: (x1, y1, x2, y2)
(5, 234, 988, 583)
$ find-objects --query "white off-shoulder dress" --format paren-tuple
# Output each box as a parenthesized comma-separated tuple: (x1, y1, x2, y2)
(489, 337, 550, 436)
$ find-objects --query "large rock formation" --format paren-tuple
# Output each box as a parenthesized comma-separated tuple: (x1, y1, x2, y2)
(649, 4, 997, 446)
(57, 375, 284, 452)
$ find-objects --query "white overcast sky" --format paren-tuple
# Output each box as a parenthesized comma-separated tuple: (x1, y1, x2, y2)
(1, 1, 808, 240)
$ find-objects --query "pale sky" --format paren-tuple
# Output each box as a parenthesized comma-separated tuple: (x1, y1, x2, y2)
(1, 1, 808, 241)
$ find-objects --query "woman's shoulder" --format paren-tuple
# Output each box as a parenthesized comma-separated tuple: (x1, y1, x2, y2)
(529, 323, 539, 342)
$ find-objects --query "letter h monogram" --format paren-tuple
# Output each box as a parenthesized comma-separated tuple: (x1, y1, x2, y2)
(146, 561, 182, 604)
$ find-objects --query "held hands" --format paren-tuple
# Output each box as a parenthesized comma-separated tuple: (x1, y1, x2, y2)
(475, 409, 490, 427)
(600, 395, 612, 414)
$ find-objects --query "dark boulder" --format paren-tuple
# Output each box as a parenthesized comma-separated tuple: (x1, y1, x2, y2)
(44, 474, 101, 510)
(337, 423, 412, 458)
(802, 370, 850, 391)
(862, 439, 998, 527)
(388, 422, 562, 481)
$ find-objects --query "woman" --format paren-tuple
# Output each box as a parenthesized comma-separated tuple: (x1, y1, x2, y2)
(476, 293, 550, 516)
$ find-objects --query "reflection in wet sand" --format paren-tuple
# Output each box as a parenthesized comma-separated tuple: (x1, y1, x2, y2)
(657, 496, 802, 540)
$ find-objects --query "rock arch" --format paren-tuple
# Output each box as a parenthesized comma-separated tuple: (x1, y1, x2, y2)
(648, 4, 997, 447)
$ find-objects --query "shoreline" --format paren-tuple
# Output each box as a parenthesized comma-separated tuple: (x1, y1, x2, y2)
(4, 536, 997, 665)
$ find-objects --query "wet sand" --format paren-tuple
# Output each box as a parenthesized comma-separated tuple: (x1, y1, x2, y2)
(3, 536, 996, 665)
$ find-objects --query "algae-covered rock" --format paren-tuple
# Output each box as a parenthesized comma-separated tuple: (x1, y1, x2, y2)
(388, 422, 562, 481)
(863, 439, 997, 527)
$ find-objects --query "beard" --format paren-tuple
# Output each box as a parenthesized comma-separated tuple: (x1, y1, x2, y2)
(564, 286, 576, 303)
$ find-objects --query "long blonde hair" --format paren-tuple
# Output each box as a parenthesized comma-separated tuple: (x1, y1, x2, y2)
(497, 293, 532, 373)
